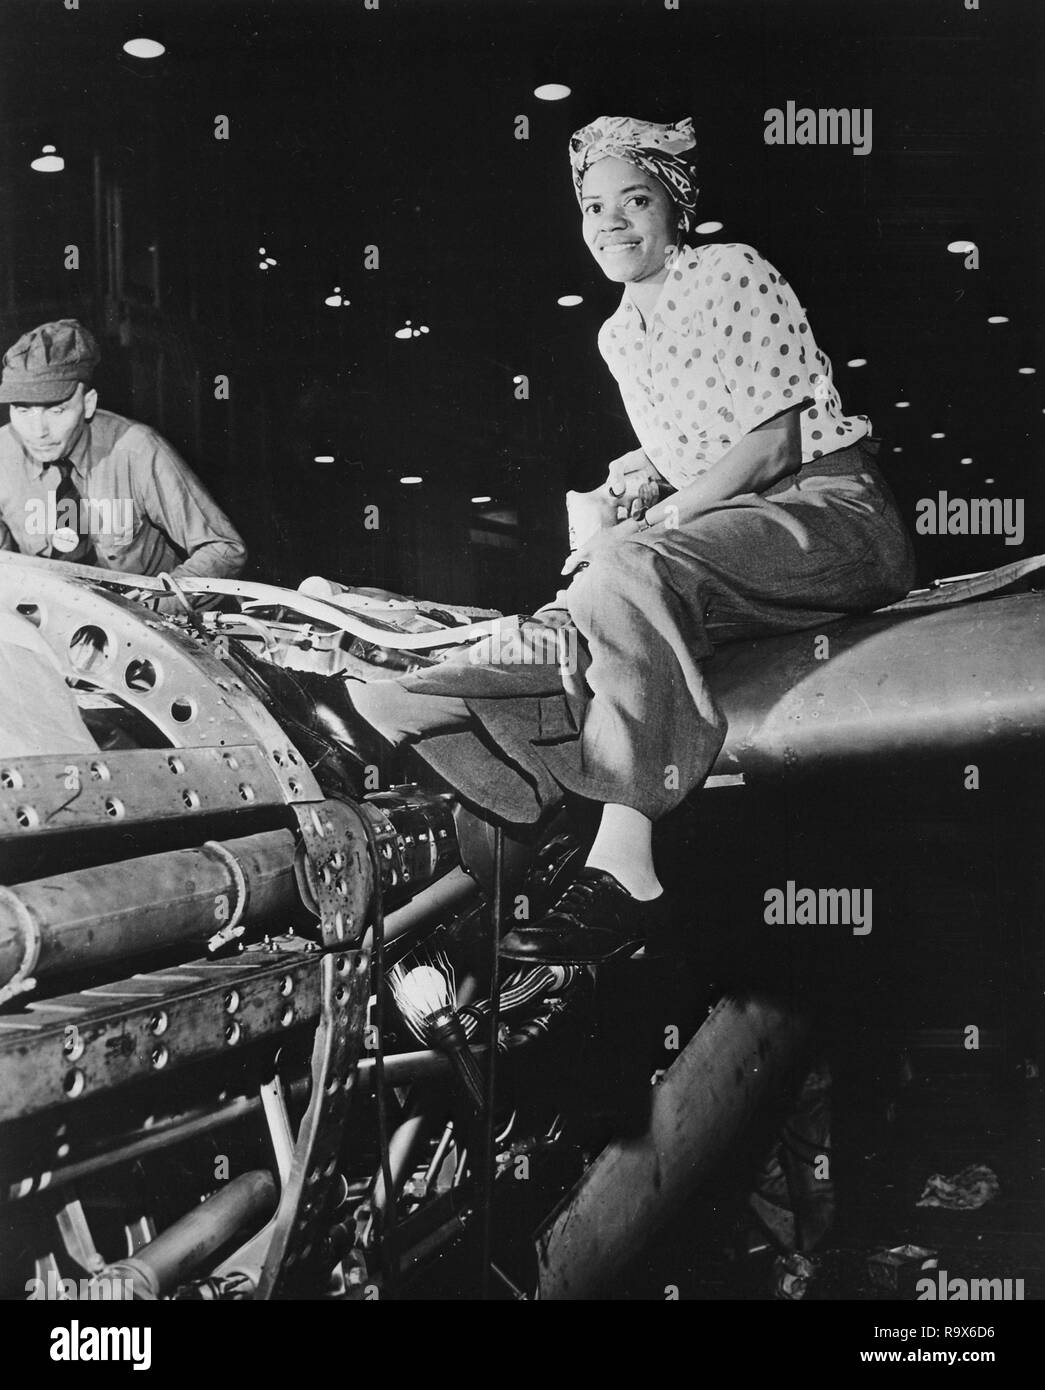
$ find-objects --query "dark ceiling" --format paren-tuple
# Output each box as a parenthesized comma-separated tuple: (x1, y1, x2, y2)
(0, 0, 1041, 605)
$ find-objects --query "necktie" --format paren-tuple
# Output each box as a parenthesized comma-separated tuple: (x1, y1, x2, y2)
(48, 460, 97, 564)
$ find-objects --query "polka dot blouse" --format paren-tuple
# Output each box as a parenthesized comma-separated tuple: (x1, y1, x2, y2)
(598, 242, 870, 491)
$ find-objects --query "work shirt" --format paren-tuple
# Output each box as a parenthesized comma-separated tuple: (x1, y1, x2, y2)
(0, 408, 246, 581)
(598, 241, 870, 490)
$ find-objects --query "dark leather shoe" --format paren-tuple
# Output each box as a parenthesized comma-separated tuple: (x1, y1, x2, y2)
(499, 868, 663, 965)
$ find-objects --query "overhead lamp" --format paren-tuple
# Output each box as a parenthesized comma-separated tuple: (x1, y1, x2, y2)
(313, 455, 335, 463)
(892, 446, 903, 453)
(400, 476, 423, 485)
(894, 400, 910, 408)
(694, 220, 724, 235)
(123, 38, 166, 59)
(960, 457, 973, 465)
(984, 477, 995, 485)
(987, 315, 1009, 325)
(325, 286, 350, 307)
(946, 239, 976, 254)
(931, 432, 945, 439)
(30, 144, 64, 173)
(846, 358, 868, 368)
(1017, 366, 1036, 375)
(264, 257, 277, 267)
(534, 84, 571, 101)
(557, 294, 583, 307)
(471, 495, 492, 504)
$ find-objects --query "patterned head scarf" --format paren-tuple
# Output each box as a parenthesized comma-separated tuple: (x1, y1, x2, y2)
(569, 115, 699, 234)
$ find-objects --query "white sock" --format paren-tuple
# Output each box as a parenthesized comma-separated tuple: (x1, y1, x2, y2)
(585, 805, 664, 901)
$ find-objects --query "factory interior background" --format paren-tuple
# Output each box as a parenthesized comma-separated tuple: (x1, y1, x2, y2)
(1, 0, 1040, 614)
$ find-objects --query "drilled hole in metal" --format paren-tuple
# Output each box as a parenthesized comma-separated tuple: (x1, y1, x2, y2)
(280, 975, 294, 996)
(1, 767, 24, 790)
(103, 797, 125, 820)
(170, 697, 196, 724)
(125, 657, 157, 692)
(182, 789, 201, 810)
(149, 1011, 168, 1036)
(238, 783, 255, 803)
(223, 989, 240, 1014)
(225, 1022, 241, 1045)
(167, 756, 184, 775)
(64, 1069, 86, 1097)
(281, 1005, 295, 1028)
(16, 804, 40, 829)
(151, 1046, 169, 1070)
(222, 753, 239, 771)
(69, 625, 112, 674)
(88, 761, 110, 782)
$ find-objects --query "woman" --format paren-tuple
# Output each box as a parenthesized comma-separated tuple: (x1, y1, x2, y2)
(350, 114, 915, 966)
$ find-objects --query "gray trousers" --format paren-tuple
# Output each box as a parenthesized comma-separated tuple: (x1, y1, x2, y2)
(351, 439, 915, 826)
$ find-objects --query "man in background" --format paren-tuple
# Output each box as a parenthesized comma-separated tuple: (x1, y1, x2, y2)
(0, 319, 246, 607)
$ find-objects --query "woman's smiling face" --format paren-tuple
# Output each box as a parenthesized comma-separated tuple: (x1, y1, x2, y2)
(580, 157, 677, 285)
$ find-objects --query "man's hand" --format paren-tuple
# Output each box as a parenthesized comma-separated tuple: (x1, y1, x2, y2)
(561, 516, 644, 577)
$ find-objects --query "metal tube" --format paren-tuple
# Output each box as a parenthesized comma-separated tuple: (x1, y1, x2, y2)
(371, 1089, 451, 1217)
(536, 993, 810, 1300)
(108, 1169, 277, 1299)
(366, 866, 478, 949)
(0, 829, 298, 988)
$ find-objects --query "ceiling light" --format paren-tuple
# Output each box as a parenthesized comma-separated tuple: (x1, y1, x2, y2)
(894, 401, 910, 408)
(534, 84, 571, 101)
(987, 315, 1009, 325)
(30, 144, 64, 173)
(960, 457, 973, 465)
(313, 455, 335, 463)
(258, 262, 269, 271)
(471, 495, 492, 504)
(557, 294, 583, 307)
(394, 327, 412, 339)
(1017, 366, 1036, 375)
(264, 257, 277, 267)
(892, 446, 903, 453)
(400, 476, 423, 485)
(846, 358, 868, 368)
(931, 432, 945, 439)
(984, 477, 995, 485)
(258, 246, 266, 255)
(946, 239, 976, 254)
(123, 38, 166, 59)
(325, 286, 350, 307)
(694, 220, 724, 235)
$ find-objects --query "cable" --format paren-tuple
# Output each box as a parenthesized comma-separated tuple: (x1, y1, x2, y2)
(358, 805, 397, 1293)
(479, 823, 504, 1298)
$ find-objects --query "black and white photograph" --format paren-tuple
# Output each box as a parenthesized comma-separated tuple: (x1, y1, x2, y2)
(0, 0, 1041, 1357)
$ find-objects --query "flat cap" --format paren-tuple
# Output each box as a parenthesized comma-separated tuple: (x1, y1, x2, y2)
(0, 319, 100, 404)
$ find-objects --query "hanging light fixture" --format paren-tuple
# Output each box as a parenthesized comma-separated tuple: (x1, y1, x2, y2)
(123, 38, 166, 59)
(30, 144, 64, 173)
